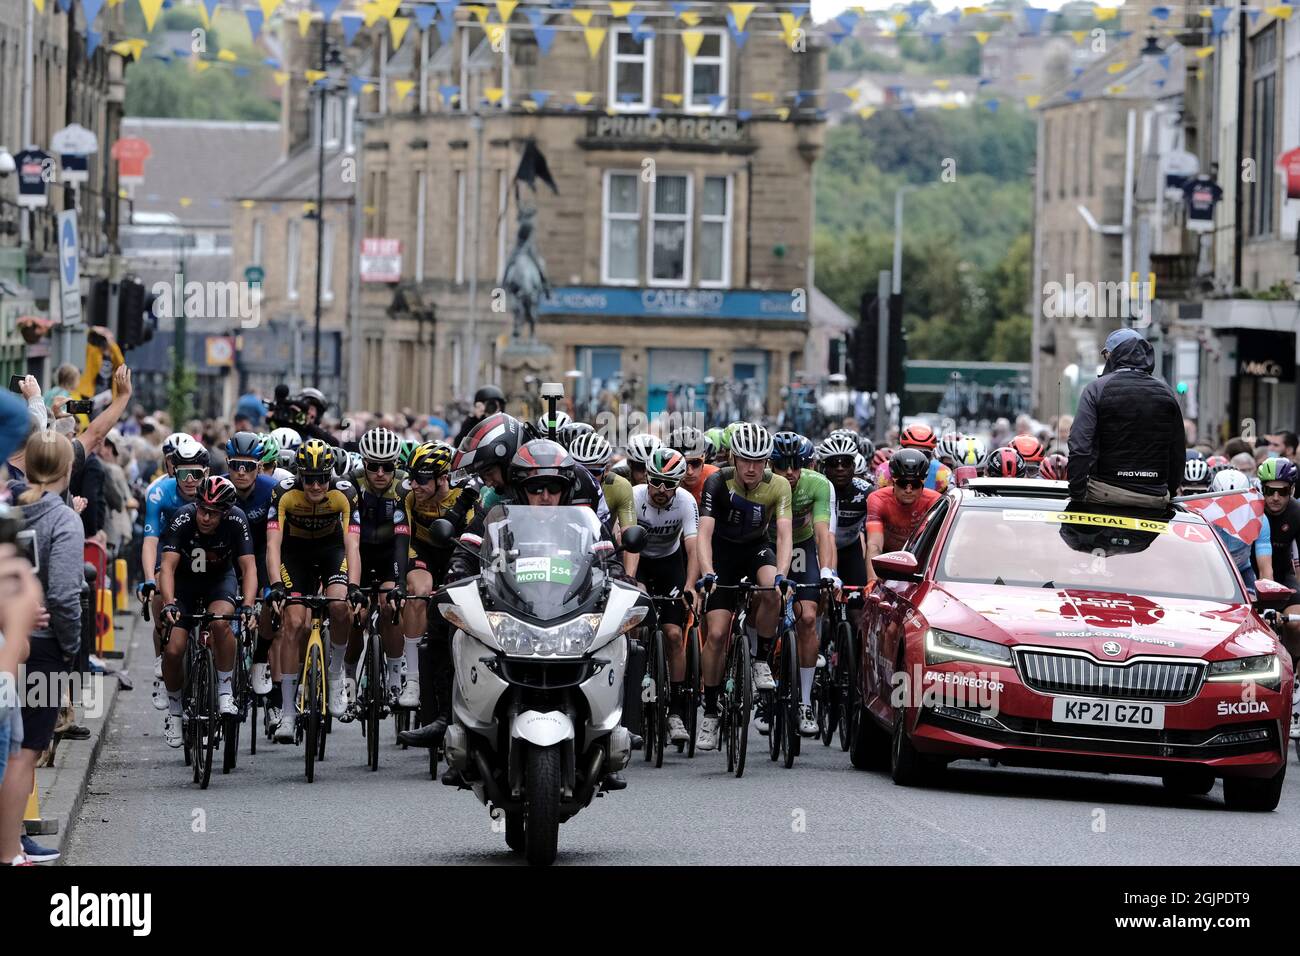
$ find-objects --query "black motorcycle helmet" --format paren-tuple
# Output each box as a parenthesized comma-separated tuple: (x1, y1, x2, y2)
(474, 384, 506, 414)
(453, 413, 523, 478)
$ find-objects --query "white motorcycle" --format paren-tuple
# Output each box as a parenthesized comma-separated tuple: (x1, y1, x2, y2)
(434, 504, 648, 866)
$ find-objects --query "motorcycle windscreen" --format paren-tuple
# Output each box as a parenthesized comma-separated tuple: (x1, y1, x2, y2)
(479, 504, 608, 620)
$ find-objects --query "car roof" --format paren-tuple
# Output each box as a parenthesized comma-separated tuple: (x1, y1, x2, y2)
(952, 480, 1207, 524)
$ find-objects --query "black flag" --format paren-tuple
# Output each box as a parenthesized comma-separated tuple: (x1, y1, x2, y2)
(515, 139, 558, 194)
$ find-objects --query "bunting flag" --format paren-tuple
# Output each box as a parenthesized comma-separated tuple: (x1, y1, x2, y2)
(728, 2, 756, 32)
(1026, 94, 1042, 108)
(679, 10, 701, 26)
(584, 26, 606, 58)
(414, 5, 436, 30)
(82, 0, 105, 25)
(610, 1, 636, 16)
(933, 79, 950, 90)
(31, 0, 45, 13)
(779, 12, 803, 48)
(752, 91, 775, 103)
(297, 10, 312, 36)
(390, 15, 411, 49)
(1152, 5, 1171, 18)
(986, 99, 999, 112)
(858, 106, 875, 120)
(571, 9, 593, 26)
(466, 4, 490, 25)
(839, 87, 860, 103)
(376, 0, 400, 21)
(1268, 4, 1292, 19)
(435, 12, 456, 42)
(974, 31, 990, 43)
(394, 79, 415, 101)
(533, 23, 556, 53)
(1106, 61, 1127, 73)
(662, 92, 683, 105)
(138, 0, 164, 31)
(775, 107, 790, 121)
(112, 37, 148, 59)
(1195, 46, 1214, 58)
(496, 0, 518, 21)
(194, 60, 211, 72)
(317, 0, 341, 22)
(304, 68, 327, 82)
(86, 29, 101, 57)
(201, 0, 219, 23)
(1023, 5, 1047, 33)
(340, 12, 363, 44)
(682, 30, 705, 57)
(257, 0, 279, 20)
(487, 23, 507, 46)
(574, 90, 594, 106)
(1094, 6, 1118, 20)
(436, 1, 457, 24)
(439, 83, 460, 105)
(529, 90, 551, 108)
(1211, 7, 1232, 33)
(245, 7, 264, 39)
(1070, 30, 1087, 43)
(484, 86, 504, 103)
(273, 70, 289, 85)
(217, 48, 238, 62)
(361, 1, 381, 27)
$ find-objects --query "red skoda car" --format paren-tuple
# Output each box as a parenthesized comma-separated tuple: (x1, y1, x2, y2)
(852, 479, 1292, 811)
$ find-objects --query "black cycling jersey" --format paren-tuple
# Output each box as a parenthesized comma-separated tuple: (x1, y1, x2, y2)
(828, 476, 871, 550)
(160, 503, 253, 580)
(1263, 497, 1300, 584)
(356, 475, 404, 549)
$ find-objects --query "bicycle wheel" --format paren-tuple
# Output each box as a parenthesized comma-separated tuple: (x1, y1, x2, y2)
(837, 620, 858, 753)
(365, 630, 382, 771)
(304, 647, 324, 783)
(782, 627, 799, 769)
(196, 648, 217, 790)
(641, 636, 656, 765)
(684, 624, 700, 758)
(818, 622, 838, 747)
(726, 627, 751, 779)
(249, 683, 258, 757)
(652, 629, 669, 769)
(223, 642, 245, 774)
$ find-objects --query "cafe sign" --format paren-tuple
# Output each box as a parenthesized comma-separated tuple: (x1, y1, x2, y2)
(1240, 358, 1285, 379)
(586, 114, 750, 149)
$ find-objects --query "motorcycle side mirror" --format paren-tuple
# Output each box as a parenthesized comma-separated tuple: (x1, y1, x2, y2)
(430, 518, 455, 548)
(620, 525, 647, 555)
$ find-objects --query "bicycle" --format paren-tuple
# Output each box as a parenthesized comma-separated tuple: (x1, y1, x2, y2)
(762, 585, 801, 770)
(1262, 608, 1300, 763)
(155, 607, 240, 790)
(224, 604, 260, 774)
(706, 580, 784, 778)
(814, 584, 867, 752)
(348, 584, 400, 772)
(269, 594, 361, 783)
(641, 592, 692, 769)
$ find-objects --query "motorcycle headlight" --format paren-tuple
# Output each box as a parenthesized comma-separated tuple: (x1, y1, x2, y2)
(487, 613, 603, 657)
(924, 628, 1013, 667)
(1207, 653, 1281, 689)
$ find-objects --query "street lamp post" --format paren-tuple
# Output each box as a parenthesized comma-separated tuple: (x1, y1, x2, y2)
(312, 38, 344, 390)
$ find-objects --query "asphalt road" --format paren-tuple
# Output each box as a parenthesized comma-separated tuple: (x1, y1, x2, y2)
(67, 622, 1300, 866)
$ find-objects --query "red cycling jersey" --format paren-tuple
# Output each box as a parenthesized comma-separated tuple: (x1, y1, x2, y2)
(682, 463, 719, 506)
(866, 486, 942, 553)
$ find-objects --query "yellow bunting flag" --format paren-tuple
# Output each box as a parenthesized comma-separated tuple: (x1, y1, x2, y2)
(571, 8, 593, 26)
(1195, 46, 1214, 58)
(584, 27, 606, 58)
(305, 68, 327, 82)
(362, 1, 381, 27)
(390, 15, 410, 49)
(239, 199, 256, 209)
(891, 12, 908, 28)
(682, 31, 705, 58)
(521, 99, 538, 111)
(839, 87, 860, 103)
(362, 83, 376, 94)
(752, 91, 775, 103)
(662, 92, 683, 105)
(178, 197, 193, 207)
(31, 0, 45, 13)
(195, 4, 209, 28)
(1094, 6, 1118, 20)
(933, 79, 950, 90)
(610, 1, 635, 17)
(1015, 72, 1033, 83)
(495, 0, 518, 21)
(1026, 94, 1042, 108)
(139, 0, 164, 31)
(258, 0, 280, 19)
(605, 106, 617, 115)
(217, 47, 237, 62)
(113, 38, 147, 58)
(1199, 7, 1212, 17)
(728, 2, 755, 31)
(779, 12, 803, 49)
(679, 11, 701, 26)
(858, 106, 876, 120)
(484, 86, 504, 103)
(302, 202, 316, 215)
(194, 59, 211, 72)
(1106, 83, 1126, 95)
(775, 107, 790, 121)
(486, 23, 506, 46)
(297, 10, 312, 36)
(376, 0, 400, 20)
(574, 91, 594, 106)
(941, 101, 958, 110)
(394, 79, 415, 101)
(962, 6, 984, 15)
(273, 70, 289, 86)
(106, 0, 122, 7)
(1070, 30, 1086, 43)
(1195, 66, 1205, 80)
(1268, 5, 1293, 19)
(1106, 61, 1127, 73)
(974, 31, 990, 44)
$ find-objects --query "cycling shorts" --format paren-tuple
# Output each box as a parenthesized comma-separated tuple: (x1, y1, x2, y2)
(359, 543, 395, 588)
(174, 569, 239, 616)
(280, 542, 348, 594)
(837, 541, 868, 588)
(707, 539, 777, 614)
(787, 538, 820, 598)
(637, 549, 686, 628)
(409, 540, 452, 582)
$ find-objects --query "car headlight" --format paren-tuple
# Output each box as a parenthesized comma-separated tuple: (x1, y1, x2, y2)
(1207, 654, 1281, 689)
(924, 628, 1013, 667)
(486, 613, 604, 657)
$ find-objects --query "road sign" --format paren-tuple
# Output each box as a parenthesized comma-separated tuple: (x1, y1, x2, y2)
(244, 265, 265, 284)
(58, 210, 82, 326)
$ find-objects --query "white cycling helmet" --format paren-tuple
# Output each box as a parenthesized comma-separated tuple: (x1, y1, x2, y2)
(624, 433, 662, 467)
(537, 410, 571, 434)
(569, 432, 613, 470)
(936, 433, 965, 464)
(358, 427, 402, 464)
(1210, 468, 1250, 493)
(854, 452, 870, 479)
(817, 433, 859, 461)
(959, 436, 988, 467)
(271, 426, 302, 451)
(668, 425, 709, 459)
(172, 434, 207, 466)
(730, 422, 773, 461)
(163, 431, 189, 460)
(1184, 458, 1210, 485)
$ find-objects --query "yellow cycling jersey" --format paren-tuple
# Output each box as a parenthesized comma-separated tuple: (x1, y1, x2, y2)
(402, 480, 473, 547)
(268, 476, 361, 541)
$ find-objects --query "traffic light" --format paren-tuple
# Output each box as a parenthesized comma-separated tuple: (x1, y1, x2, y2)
(846, 291, 906, 394)
(90, 278, 110, 327)
(117, 276, 154, 349)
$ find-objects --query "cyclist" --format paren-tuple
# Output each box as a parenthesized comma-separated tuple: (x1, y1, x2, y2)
(536, 409, 572, 437)
(1010, 434, 1047, 477)
(157, 477, 258, 748)
(612, 433, 661, 486)
(983, 446, 1029, 478)
(769, 432, 836, 736)
(694, 423, 793, 752)
(704, 427, 728, 466)
(818, 433, 871, 589)
(632, 447, 699, 744)
(854, 452, 872, 482)
(343, 427, 408, 713)
(1039, 453, 1069, 482)
(224, 432, 280, 707)
(1181, 457, 1211, 495)
(265, 440, 364, 739)
(392, 441, 473, 709)
(569, 432, 635, 541)
(935, 433, 966, 471)
(897, 423, 951, 492)
(141, 436, 209, 711)
(866, 448, 942, 582)
(259, 433, 293, 483)
(670, 426, 718, 505)
(1255, 457, 1300, 739)
(1209, 469, 1272, 596)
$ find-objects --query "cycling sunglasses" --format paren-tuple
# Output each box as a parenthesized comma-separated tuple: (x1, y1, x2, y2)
(365, 461, 395, 474)
(1264, 484, 1292, 498)
(301, 472, 330, 487)
(824, 456, 855, 469)
(648, 477, 680, 491)
(685, 458, 705, 469)
(412, 472, 442, 485)
(227, 459, 259, 473)
(176, 467, 206, 482)
(772, 457, 802, 471)
(198, 505, 226, 521)
(524, 478, 567, 496)
(894, 478, 924, 490)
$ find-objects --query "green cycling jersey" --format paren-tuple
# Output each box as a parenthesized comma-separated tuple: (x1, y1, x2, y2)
(770, 468, 833, 546)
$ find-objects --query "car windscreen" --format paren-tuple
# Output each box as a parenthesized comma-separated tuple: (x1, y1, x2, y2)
(936, 507, 1243, 603)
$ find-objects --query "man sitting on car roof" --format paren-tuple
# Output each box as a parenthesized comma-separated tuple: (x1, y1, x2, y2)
(1067, 328, 1184, 509)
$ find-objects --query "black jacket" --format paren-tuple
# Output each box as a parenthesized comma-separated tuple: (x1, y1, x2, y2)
(1067, 335, 1184, 499)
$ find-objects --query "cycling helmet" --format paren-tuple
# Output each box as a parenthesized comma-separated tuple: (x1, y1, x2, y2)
(668, 425, 709, 459)
(510, 439, 576, 503)
(729, 422, 773, 461)
(569, 432, 613, 470)
(888, 447, 930, 484)
(855, 435, 876, 459)
(557, 420, 595, 449)
(330, 447, 352, 478)
(296, 387, 328, 415)
(1010, 434, 1046, 464)
(474, 384, 506, 408)
(935, 433, 965, 466)
(225, 431, 264, 462)
(624, 433, 662, 467)
(1206, 455, 1230, 469)
(646, 447, 688, 485)
(359, 427, 402, 464)
(1211, 468, 1250, 493)
(1039, 453, 1068, 481)
(1186, 448, 1207, 461)
(1257, 458, 1297, 486)
(983, 446, 1027, 478)
(959, 436, 988, 467)
(854, 453, 871, 479)
(722, 422, 741, 452)
(899, 423, 937, 452)
(772, 431, 814, 467)
(871, 447, 896, 469)
(454, 413, 524, 475)
(398, 439, 418, 470)
(173, 435, 209, 468)
(817, 433, 859, 462)
(296, 438, 334, 476)
(537, 409, 571, 435)
(409, 441, 455, 480)
(278, 449, 297, 472)
(197, 475, 238, 511)
(271, 427, 302, 452)
(163, 432, 188, 461)
(1183, 458, 1210, 486)
(259, 433, 280, 466)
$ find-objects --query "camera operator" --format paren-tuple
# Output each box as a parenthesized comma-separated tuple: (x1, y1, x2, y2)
(265, 385, 338, 446)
